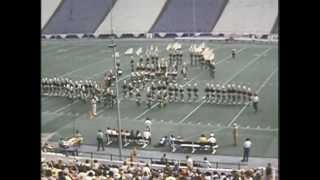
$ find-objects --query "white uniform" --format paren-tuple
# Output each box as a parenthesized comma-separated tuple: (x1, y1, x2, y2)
(144, 120, 152, 130)
(208, 137, 216, 144)
(252, 96, 259, 102)
(91, 98, 97, 116)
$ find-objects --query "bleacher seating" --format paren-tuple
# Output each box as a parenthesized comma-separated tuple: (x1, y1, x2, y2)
(43, 0, 116, 34)
(213, 0, 278, 34)
(150, 0, 229, 33)
(95, 0, 167, 34)
(41, 0, 62, 29)
(41, 157, 275, 179)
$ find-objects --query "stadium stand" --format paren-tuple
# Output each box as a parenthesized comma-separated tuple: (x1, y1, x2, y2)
(150, 0, 229, 33)
(271, 16, 278, 34)
(95, 0, 167, 35)
(42, 0, 116, 34)
(213, 0, 278, 34)
(41, 0, 63, 29)
(41, 156, 276, 179)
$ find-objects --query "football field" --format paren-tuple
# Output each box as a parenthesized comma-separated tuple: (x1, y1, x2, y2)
(41, 39, 278, 158)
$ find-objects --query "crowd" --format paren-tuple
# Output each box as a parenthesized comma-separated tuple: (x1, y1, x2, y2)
(41, 152, 275, 180)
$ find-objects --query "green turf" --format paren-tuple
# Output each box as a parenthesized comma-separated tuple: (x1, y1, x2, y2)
(41, 39, 278, 158)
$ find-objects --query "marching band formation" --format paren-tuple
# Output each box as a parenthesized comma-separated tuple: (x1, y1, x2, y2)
(42, 42, 259, 112)
(42, 42, 261, 155)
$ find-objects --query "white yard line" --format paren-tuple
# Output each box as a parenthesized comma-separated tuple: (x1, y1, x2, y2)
(226, 68, 278, 127)
(177, 48, 272, 124)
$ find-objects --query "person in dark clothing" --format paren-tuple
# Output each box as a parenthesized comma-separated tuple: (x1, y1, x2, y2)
(96, 130, 105, 151)
(265, 163, 273, 180)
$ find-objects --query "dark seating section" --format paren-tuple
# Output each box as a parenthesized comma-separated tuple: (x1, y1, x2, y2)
(164, 33, 178, 38)
(150, 0, 229, 33)
(83, 34, 96, 39)
(65, 34, 79, 39)
(43, 0, 116, 34)
(137, 33, 146, 38)
(181, 33, 195, 37)
(98, 34, 117, 39)
(199, 33, 213, 37)
(121, 33, 135, 38)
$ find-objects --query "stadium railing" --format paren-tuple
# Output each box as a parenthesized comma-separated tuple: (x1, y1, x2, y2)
(41, 32, 278, 42)
(43, 150, 249, 170)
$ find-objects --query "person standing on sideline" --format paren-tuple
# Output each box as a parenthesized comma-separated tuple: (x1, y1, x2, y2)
(233, 123, 239, 146)
(265, 163, 273, 180)
(202, 157, 211, 169)
(251, 93, 259, 113)
(241, 138, 252, 162)
(232, 49, 236, 59)
(96, 130, 105, 151)
(75, 130, 83, 148)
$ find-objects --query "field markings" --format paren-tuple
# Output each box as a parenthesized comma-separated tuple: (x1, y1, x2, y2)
(226, 67, 278, 127)
(177, 47, 272, 124)
(130, 47, 248, 121)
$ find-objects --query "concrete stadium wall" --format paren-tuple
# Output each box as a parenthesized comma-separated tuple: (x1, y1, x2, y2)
(43, 0, 116, 34)
(271, 16, 278, 34)
(213, 0, 278, 34)
(95, 0, 167, 35)
(41, 0, 63, 29)
(150, 0, 228, 33)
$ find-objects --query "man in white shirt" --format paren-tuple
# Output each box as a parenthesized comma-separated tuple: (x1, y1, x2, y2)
(202, 157, 211, 169)
(241, 138, 252, 162)
(251, 93, 259, 113)
(105, 127, 112, 145)
(186, 155, 193, 169)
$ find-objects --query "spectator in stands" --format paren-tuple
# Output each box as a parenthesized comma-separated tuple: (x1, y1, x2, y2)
(242, 138, 252, 162)
(212, 171, 220, 180)
(142, 171, 151, 180)
(265, 163, 273, 180)
(143, 163, 152, 176)
(199, 134, 208, 143)
(160, 153, 168, 164)
(96, 130, 105, 151)
(172, 161, 180, 176)
(164, 162, 172, 176)
(186, 155, 193, 169)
